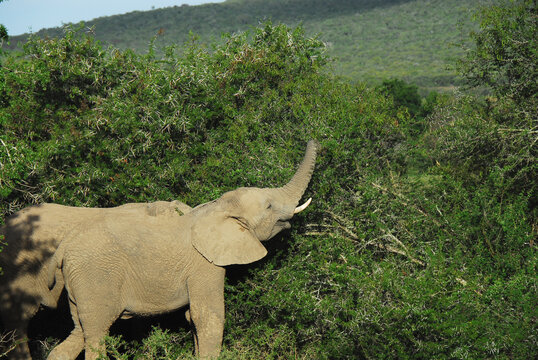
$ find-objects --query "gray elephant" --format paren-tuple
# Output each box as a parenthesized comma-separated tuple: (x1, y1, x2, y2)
(0, 200, 192, 359)
(44, 140, 316, 359)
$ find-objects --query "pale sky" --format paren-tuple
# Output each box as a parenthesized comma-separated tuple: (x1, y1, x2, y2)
(0, 0, 226, 36)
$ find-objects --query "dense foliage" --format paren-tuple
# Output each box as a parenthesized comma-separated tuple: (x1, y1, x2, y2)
(5, 0, 493, 89)
(458, 0, 537, 106)
(1, 4, 536, 359)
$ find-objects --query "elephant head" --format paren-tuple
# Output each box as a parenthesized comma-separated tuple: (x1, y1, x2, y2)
(191, 140, 318, 266)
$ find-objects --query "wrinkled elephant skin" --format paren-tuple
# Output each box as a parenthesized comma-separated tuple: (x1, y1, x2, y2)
(0, 201, 191, 359)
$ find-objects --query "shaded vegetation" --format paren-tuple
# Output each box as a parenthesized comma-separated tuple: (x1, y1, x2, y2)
(5, 0, 495, 89)
(1, 1, 536, 358)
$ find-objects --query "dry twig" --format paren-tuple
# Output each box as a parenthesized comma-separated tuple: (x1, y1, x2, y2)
(371, 182, 443, 227)
(305, 211, 426, 266)
(0, 331, 20, 359)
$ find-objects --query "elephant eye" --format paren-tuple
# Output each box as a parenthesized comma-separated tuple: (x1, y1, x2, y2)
(266, 203, 272, 210)
(232, 216, 249, 229)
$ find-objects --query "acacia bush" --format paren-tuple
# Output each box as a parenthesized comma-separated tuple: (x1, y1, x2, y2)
(1, 18, 536, 360)
(5, 0, 483, 89)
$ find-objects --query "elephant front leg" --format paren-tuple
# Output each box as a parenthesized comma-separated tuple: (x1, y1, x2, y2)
(185, 309, 200, 355)
(187, 266, 226, 359)
(189, 296, 225, 358)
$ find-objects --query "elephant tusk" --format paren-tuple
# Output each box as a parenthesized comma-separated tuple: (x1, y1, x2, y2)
(294, 198, 312, 214)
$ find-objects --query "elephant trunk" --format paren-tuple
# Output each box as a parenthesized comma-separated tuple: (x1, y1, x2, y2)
(280, 140, 318, 205)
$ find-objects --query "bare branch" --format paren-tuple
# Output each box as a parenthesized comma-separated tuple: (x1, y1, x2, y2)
(0, 331, 22, 359)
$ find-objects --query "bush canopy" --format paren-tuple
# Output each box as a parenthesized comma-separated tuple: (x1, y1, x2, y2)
(1, 12, 536, 360)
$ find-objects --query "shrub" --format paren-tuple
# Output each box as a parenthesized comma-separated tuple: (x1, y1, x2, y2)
(377, 78, 442, 136)
(457, 0, 537, 109)
(0, 22, 401, 215)
(1, 19, 536, 360)
(378, 78, 422, 118)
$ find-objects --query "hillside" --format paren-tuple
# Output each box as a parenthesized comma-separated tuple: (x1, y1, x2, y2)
(5, 0, 491, 89)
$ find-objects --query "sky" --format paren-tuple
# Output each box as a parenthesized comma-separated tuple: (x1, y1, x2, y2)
(0, 0, 226, 36)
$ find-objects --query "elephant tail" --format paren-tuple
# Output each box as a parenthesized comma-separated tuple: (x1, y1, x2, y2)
(47, 241, 65, 290)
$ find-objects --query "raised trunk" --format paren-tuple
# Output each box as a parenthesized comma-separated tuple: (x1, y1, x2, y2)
(280, 140, 318, 204)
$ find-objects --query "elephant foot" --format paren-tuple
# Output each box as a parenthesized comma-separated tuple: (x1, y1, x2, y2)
(83, 342, 105, 360)
(47, 352, 72, 360)
(47, 333, 84, 360)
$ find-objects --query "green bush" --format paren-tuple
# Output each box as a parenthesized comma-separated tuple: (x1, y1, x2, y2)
(457, 0, 537, 109)
(377, 78, 443, 136)
(0, 22, 401, 215)
(378, 78, 422, 118)
(5, 0, 484, 88)
(1, 19, 536, 360)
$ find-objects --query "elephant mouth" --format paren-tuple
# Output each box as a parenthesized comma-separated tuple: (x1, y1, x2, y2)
(274, 220, 291, 233)
(277, 220, 291, 229)
(262, 220, 291, 241)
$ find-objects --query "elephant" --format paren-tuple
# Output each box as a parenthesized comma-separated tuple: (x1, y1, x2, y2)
(28, 140, 316, 359)
(0, 200, 192, 359)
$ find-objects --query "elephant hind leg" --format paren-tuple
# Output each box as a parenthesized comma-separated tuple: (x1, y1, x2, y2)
(0, 293, 39, 360)
(80, 321, 115, 360)
(47, 299, 84, 360)
(76, 303, 120, 360)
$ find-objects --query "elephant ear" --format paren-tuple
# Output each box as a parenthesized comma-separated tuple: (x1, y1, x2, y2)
(191, 212, 267, 266)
